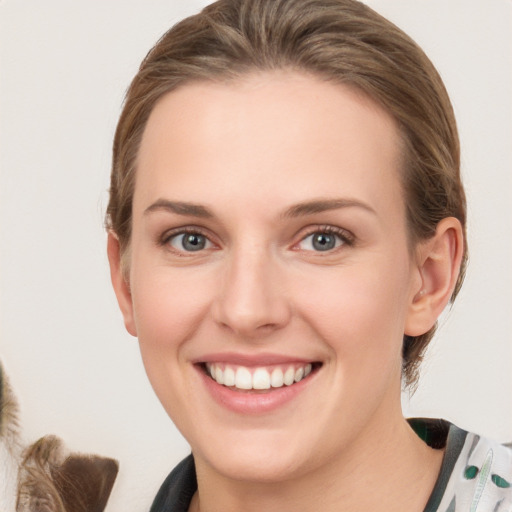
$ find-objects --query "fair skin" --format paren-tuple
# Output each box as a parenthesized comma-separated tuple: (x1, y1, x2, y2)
(108, 72, 463, 511)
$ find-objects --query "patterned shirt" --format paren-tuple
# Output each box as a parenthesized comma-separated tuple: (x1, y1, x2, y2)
(411, 419, 512, 511)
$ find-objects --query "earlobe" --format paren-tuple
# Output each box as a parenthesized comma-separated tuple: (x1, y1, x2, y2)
(107, 232, 137, 337)
(405, 217, 464, 337)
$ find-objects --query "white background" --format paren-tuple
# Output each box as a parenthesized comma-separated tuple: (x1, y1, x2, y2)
(1, 1, 511, 510)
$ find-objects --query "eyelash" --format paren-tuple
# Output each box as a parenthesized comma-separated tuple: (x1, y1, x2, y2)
(159, 224, 355, 255)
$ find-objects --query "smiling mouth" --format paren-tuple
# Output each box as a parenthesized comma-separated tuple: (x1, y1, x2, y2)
(200, 362, 321, 392)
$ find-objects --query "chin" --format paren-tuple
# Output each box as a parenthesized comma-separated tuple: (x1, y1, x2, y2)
(193, 425, 321, 484)
(208, 451, 307, 484)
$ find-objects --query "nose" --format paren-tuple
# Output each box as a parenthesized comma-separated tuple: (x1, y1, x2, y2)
(211, 245, 292, 339)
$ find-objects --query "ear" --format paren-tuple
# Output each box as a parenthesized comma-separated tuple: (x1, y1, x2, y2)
(107, 232, 137, 337)
(51, 454, 119, 512)
(17, 435, 119, 512)
(405, 217, 464, 337)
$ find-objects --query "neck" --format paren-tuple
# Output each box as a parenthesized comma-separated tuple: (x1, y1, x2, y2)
(190, 411, 444, 512)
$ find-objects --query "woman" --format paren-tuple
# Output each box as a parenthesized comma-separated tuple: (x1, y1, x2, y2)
(106, 0, 512, 510)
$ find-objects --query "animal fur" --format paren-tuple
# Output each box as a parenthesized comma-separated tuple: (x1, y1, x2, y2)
(0, 367, 23, 512)
(0, 362, 118, 512)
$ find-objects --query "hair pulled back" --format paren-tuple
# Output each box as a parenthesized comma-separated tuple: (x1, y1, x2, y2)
(106, 0, 467, 387)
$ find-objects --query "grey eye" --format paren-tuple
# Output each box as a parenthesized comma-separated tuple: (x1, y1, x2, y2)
(298, 232, 344, 252)
(312, 233, 336, 251)
(170, 233, 211, 252)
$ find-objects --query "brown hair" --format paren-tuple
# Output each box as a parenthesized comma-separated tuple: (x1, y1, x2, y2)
(106, 0, 467, 387)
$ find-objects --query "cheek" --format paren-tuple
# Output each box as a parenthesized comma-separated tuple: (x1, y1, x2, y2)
(130, 263, 215, 354)
(129, 265, 217, 422)
(292, 257, 412, 366)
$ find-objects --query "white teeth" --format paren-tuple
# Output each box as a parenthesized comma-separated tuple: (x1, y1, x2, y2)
(252, 368, 271, 389)
(283, 366, 295, 386)
(235, 367, 253, 390)
(205, 362, 315, 391)
(223, 366, 236, 387)
(270, 367, 284, 388)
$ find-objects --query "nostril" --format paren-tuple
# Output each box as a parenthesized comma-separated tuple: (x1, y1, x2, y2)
(258, 323, 279, 331)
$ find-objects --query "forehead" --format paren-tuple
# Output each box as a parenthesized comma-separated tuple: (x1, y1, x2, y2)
(135, 71, 405, 223)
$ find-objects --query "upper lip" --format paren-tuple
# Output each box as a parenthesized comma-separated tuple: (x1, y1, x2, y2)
(192, 352, 319, 366)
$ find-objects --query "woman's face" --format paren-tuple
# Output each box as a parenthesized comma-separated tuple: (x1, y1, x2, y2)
(118, 72, 424, 482)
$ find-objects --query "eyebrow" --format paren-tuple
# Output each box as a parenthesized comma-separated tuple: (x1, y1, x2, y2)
(144, 199, 213, 218)
(281, 198, 376, 218)
(144, 197, 376, 219)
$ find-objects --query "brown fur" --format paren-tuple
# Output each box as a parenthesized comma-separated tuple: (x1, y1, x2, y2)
(1, 362, 119, 512)
(16, 435, 118, 512)
(0, 366, 21, 452)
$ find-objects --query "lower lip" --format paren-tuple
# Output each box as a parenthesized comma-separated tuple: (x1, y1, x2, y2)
(196, 366, 318, 414)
